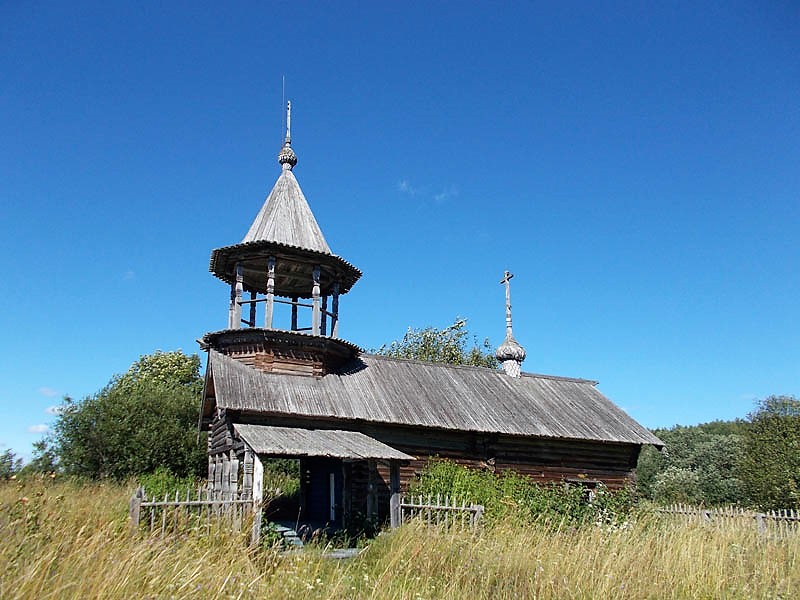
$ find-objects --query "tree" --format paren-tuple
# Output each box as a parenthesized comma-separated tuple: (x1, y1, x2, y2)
(19, 440, 58, 475)
(374, 318, 498, 368)
(636, 423, 745, 505)
(740, 395, 800, 510)
(0, 449, 22, 479)
(48, 350, 206, 480)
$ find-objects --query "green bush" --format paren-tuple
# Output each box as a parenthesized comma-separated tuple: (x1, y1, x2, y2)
(408, 459, 635, 527)
(138, 467, 201, 500)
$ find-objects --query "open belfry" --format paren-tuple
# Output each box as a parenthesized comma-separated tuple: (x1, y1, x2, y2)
(200, 103, 662, 529)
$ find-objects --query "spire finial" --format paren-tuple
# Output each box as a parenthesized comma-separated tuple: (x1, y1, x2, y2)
(501, 270, 514, 336)
(278, 100, 297, 170)
(285, 100, 292, 143)
(496, 270, 526, 377)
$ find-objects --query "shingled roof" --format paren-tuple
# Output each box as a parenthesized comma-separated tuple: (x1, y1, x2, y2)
(242, 168, 331, 254)
(206, 350, 662, 447)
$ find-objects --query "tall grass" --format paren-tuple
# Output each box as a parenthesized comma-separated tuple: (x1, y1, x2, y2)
(1, 477, 798, 599)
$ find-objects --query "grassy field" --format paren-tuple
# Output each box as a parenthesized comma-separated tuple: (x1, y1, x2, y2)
(1, 477, 798, 599)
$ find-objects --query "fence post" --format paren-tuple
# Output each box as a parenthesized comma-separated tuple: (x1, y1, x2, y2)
(390, 492, 401, 529)
(756, 512, 766, 535)
(129, 487, 143, 533)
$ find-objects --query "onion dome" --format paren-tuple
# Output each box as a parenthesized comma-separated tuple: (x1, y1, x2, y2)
(496, 334, 526, 362)
(278, 141, 297, 169)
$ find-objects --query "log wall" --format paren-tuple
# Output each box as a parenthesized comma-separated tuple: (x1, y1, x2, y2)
(231, 412, 642, 491)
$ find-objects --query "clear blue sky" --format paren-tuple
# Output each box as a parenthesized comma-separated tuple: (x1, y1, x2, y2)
(1, 2, 798, 460)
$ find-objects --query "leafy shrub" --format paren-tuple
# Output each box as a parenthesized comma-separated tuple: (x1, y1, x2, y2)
(408, 459, 635, 527)
(138, 467, 201, 500)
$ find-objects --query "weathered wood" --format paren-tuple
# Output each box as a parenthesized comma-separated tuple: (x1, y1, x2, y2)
(291, 296, 298, 330)
(248, 291, 257, 327)
(229, 264, 244, 330)
(265, 256, 276, 329)
(228, 450, 239, 497)
(390, 492, 401, 529)
(312, 265, 321, 336)
(251, 452, 263, 545)
(129, 487, 143, 532)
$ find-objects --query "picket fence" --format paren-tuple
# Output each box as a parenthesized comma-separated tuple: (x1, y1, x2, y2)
(660, 503, 800, 536)
(129, 486, 260, 544)
(390, 493, 484, 529)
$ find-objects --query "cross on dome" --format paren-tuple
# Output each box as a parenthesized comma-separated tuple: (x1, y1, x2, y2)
(496, 270, 526, 377)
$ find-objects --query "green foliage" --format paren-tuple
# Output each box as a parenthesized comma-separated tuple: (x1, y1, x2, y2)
(636, 423, 744, 506)
(262, 458, 300, 498)
(17, 440, 59, 477)
(116, 351, 203, 393)
(740, 395, 800, 510)
(48, 350, 206, 480)
(0, 449, 22, 479)
(373, 318, 498, 368)
(409, 459, 634, 527)
(138, 467, 201, 500)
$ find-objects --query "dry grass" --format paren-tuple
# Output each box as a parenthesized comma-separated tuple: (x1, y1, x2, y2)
(1, 477, 798, 599)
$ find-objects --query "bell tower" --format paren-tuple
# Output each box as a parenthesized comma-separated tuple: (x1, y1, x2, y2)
(202, 102, 362, 376)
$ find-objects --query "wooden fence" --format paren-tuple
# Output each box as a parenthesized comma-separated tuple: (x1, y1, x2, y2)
(129, 487, 260, 544)
(390, 493, 484, 530)
(659, 503, 800, 536)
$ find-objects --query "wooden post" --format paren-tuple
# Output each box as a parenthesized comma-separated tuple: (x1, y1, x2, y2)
(321, 295, 328, 336)
(248, 291, 257, 327)
(312, 265, 321, 335)
(129, 487, 143, 533)
(229, 450, 239, 498)
(331, 281, 340, 338)
(228, 282, 236, 329)
(390, 461, 401, 495)
(390, 492, 401, 529)
(251, 453, 264, 546)
(366, 460, 376, 521)
(229, 264, 243, 329)
(243, 450, 254, 499)
(389, 461, 401, 528)
(265, 256, 276, 329)
(214, 455, 223, 499)
(291, 296, 298, 331)
(222, 454, 231, 500)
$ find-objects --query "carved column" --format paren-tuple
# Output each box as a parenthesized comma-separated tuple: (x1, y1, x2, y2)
(312, 265, 321, 335)
(243, 449, 254, 498)
(265, 256, 276, 329)
(228, 264, 243, 329)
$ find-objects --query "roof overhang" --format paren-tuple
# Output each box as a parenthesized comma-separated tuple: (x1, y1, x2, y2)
(233, 423, 415, 461)
(209, 240, 361, 297)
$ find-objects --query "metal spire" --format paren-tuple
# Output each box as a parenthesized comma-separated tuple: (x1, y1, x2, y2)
(278, 100, 297, 170)
(285, 100, 292, 143)
(501, 270, 514, 337)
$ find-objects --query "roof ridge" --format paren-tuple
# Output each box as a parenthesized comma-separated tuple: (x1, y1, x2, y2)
(362, 353, 596, 383)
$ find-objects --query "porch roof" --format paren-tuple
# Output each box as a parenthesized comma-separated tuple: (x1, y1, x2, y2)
(233, 423, 414, 461)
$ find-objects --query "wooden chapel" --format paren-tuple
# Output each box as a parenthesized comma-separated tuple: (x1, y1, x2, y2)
(199, 103, 662, 530)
